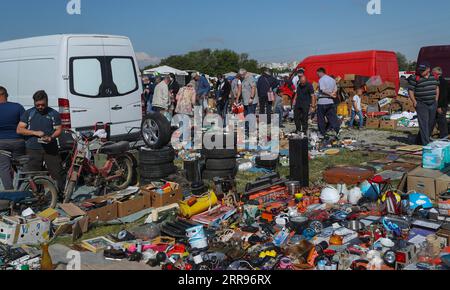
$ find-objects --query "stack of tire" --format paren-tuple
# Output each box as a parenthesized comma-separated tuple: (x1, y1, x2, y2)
(139, 112, 176, 185)
(255, 154, 279, 170)
(139, 146, 177, 185)
(201, 134, 238, 180)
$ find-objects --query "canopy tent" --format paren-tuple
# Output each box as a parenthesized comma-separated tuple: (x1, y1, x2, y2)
(224, 72, 237, 78)
(143, 65, 189, 76)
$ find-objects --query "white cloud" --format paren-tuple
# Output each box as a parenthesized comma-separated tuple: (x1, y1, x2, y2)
(135, 52, 161, 67)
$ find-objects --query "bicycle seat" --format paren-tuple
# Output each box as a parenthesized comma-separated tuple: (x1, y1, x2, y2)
(0, 191, 34, 203)
(12, 156, 31, 167)
(99, 141, 130, 155)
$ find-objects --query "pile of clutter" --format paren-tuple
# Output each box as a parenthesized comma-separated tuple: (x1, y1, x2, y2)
(335, 75, 418, 130)
(59, 165, 449, 271)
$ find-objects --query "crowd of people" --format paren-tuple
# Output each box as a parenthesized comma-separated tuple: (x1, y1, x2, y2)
(0, 62, 447, 194)
(142, 67, 347, 138)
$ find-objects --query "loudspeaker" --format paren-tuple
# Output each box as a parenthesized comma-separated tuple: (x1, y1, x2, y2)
(184, 159, 202, 183)
(289, 137, 309, 187)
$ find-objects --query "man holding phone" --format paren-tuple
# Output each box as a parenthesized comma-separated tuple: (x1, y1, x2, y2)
(17, 90, 64, 194)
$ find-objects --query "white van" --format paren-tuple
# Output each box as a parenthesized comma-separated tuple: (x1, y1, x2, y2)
(0, 34, 144, 141)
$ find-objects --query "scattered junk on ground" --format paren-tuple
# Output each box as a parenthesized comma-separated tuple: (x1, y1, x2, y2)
(0, 112, 449, 272)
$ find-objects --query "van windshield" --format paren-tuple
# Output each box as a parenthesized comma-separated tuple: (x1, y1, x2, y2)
(70, 56, 138, 98)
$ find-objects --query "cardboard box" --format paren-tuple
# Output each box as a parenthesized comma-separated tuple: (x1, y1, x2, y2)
(0, 216, 51, 246)
(408, 167, 449, 201)
(367, 86, 379, 94)
(436, 173, 450, 199)
(361, 95, 369, 104)
(151, 187, 183, 208)
(339, 80, 354, 88)
(380, 120, 397, 130)
(85, 196, 119, 222)
(366, 118, 380, 129)
(0, 218, 19, 245)
(378, 82, 396, 92)
(117, 193, 152, 218)
(344, 74, 356, 81)
(368, 98, 380, 105)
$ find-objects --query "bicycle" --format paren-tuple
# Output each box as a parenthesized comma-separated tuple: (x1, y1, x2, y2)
(0, 150, 58, 215)
(62, 129, 134, 203)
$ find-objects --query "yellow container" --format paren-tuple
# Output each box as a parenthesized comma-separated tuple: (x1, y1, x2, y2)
(179, 191, 218, 218)
(337, 102, 349, 117)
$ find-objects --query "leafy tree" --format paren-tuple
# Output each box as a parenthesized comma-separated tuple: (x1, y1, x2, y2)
(144, 49, 260, 76)
(396, 52, 409, 71)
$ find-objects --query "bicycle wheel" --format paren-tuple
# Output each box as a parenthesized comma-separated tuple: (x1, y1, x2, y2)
(108, 156, 133, 190)
(20, 177, 58, 210)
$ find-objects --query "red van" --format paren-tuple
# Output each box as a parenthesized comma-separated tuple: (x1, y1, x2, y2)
(294, 50, 400, 91)
(417, 45, 450, 80)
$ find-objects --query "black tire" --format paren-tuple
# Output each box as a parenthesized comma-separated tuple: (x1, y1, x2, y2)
(202, 167, 237, 180)
(141, 112, 172, 149)
(20, 177, 59, 210)
(255, 156, 279, 169)
(140, 163, 177, 179)
(202, 149, 237, 159)
(139, 146, 175, 165)
(205, 158, 237, 170)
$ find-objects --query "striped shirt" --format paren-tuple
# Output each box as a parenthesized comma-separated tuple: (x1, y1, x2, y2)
(408, 75, 439, 105)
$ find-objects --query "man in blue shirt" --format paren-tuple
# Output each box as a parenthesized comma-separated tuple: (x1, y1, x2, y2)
(17, 90, 64, 193)
(193, 72, 211, 110)
(0, 86, 26, 190)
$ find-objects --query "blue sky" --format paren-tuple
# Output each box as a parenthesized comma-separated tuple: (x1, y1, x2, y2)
(1, 0, 449, 67)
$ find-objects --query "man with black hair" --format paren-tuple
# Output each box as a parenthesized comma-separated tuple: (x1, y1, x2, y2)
(314, 68, 340, 138)
(216, 74, 231, 119)
(0, 86, 26, 190)
(408, 63, 440, 145)
(17, 90, 64, 193)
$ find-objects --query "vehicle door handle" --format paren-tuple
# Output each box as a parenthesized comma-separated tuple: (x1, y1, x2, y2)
(111, 105, 123, 111)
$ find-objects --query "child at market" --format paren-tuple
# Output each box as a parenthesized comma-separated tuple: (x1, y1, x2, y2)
(349, 87, 364, 130)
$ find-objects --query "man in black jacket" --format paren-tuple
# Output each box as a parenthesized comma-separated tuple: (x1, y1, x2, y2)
(294, 75, 315, 135)
(257, 70, 279, 124)
(216, 74, 231, 119)
(433, 67, 449, 138)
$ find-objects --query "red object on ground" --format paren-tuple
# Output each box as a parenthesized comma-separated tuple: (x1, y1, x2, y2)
(294, 50, 400, 92)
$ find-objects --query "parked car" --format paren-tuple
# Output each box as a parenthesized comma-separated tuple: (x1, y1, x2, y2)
(0, 34, 144, 143)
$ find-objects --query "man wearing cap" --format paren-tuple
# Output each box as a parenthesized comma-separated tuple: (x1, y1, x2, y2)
(432, 67, 449, 139)
(192, 72, 211, 111)
(408, 63, 440, 145)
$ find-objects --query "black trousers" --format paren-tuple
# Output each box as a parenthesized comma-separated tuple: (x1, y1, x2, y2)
(259, 97, 273, 124)
(25, 147, 65, 193)
(294, 106, 309, 133)
(436, 107, 449, 139)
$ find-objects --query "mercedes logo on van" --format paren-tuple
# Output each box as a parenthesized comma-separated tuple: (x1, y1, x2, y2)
(105, 88, 113, 95)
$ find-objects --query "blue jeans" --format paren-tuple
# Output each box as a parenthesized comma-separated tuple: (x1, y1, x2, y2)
(350, 110, 364, 128)
(317, 104, 340, 135)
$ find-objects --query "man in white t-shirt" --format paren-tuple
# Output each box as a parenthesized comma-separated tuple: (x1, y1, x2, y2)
(349, 87, 364, 130)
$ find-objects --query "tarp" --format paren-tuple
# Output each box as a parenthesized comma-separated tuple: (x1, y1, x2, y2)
(143, 65, 189, 76)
